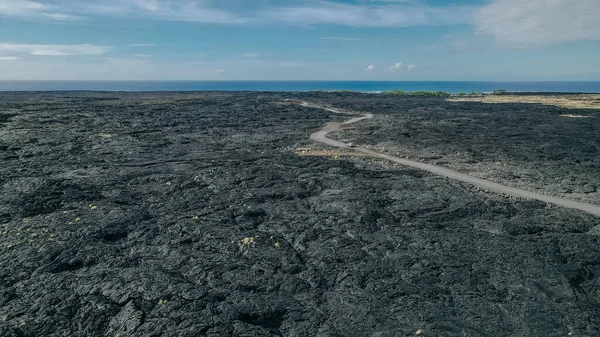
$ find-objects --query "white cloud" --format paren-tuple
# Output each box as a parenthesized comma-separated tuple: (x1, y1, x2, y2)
(408, 64, 418, 70)
(0, 43, 110, 56)
(0, 0, 47, 15)
(214, 68, 225, 73)
(70, 0, 245, 24)
(365, 65, 375, 71)
(42, 13, 80, 20)
(0, 56, 18, 61)
(0, 0, 81, 20)
(135, 54, 152, 58)
(388, 62, 402, 71)
(135, 0, 160, 12)
(0, 1, 472, 27)
(258, 2, 472, 27)
(0, 0, 243, 23)
(475, 0, 600, 44)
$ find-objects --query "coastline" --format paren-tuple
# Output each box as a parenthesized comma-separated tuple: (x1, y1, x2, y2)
(1, 80, 600, 94)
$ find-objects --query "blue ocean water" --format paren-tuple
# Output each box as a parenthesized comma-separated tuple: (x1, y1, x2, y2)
(0, 81, 599, 93)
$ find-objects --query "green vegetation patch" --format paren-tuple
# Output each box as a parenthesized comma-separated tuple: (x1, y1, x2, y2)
(382, 90, 451, 97)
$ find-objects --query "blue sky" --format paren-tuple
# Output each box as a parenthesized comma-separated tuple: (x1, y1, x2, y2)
(0, 0, 599, 80)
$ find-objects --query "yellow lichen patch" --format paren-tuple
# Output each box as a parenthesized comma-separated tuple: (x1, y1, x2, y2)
(31, 233, 37, 238)
(88, 204, 98, 210)
(295, 147, 312, 155)
(193, 216, 199, 221)
(415, 329, 424, 335)
(98, 133, 113, 138)
(240, 237, 256, 246)
(158, 299, 168, 305)
(274, 242, 281, 248)
(560, 114, 591, 118)
(239, 237, 258, 255)
(75, 218, 81, 222)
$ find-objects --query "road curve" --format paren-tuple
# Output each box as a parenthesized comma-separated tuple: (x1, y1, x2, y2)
(300, 101, 600, 218)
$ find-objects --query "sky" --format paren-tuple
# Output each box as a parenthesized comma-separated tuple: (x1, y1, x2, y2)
(0, 0, 599, 81)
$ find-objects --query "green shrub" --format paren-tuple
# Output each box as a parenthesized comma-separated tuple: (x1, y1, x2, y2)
(382, 90, 451, 97)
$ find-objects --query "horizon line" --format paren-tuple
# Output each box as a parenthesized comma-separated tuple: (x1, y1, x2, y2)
(1, 80, 600, 83)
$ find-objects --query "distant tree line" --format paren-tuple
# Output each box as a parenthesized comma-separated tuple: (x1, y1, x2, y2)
(456, 92, 486, 96)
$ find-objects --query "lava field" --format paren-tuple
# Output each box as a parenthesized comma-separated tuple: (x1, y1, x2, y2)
(1, 92, 600, 337)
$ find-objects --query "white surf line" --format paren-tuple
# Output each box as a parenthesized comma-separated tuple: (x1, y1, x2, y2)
(300, 101, 600, 218)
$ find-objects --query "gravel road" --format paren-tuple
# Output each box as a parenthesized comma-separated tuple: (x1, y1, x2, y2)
(304, 101, 600, 218)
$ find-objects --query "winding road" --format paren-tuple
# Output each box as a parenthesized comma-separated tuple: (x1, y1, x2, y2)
(300, 101, 600, 218)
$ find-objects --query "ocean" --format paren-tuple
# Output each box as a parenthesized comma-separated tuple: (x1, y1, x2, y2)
(0, 81, 599, 93)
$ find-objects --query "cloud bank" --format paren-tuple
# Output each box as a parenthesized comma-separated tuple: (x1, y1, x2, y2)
(3, 0, 599, 47)
(0, 43, 110, 56)
(475, 0, 600, 44)
(0, 0, 81, 20)
(260, 2, 472, 27)
(0, 0, 472, 27)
